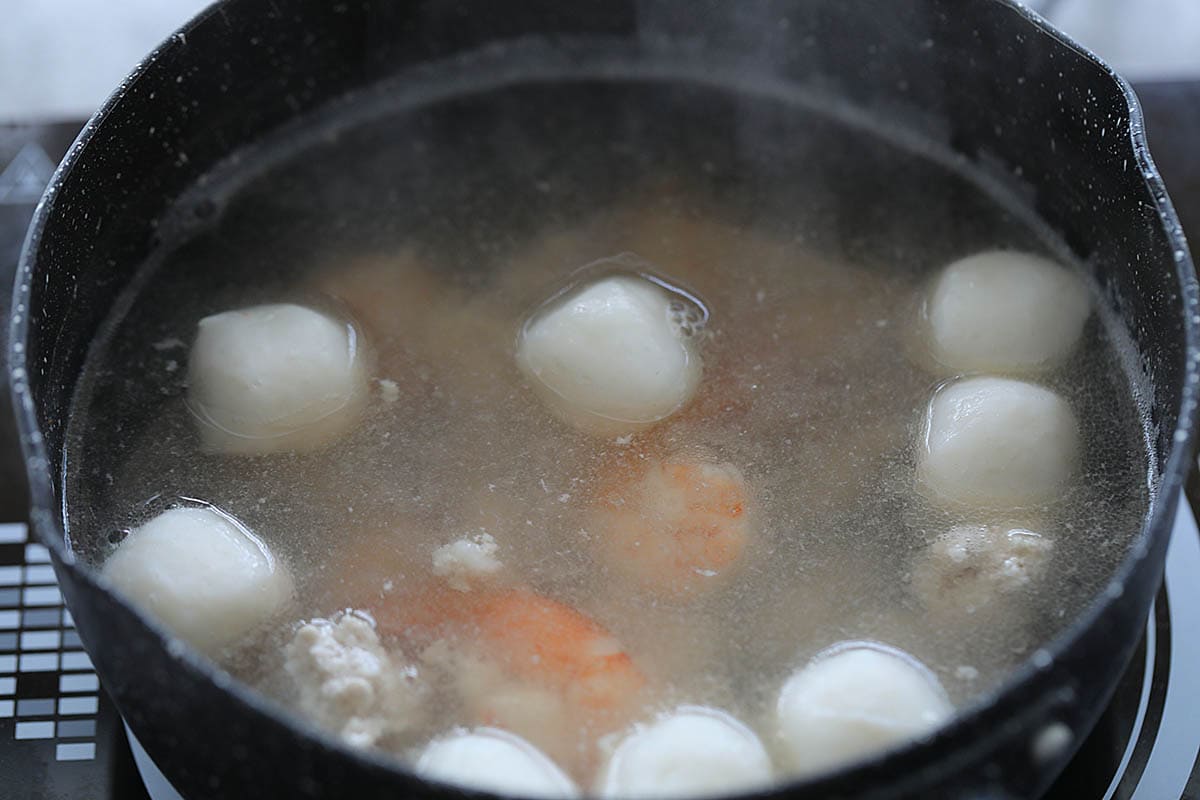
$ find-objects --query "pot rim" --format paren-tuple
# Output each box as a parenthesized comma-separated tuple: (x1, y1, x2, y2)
(7, 0, 1200, 796)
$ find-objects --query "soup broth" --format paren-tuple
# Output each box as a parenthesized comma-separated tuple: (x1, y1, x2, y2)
(65, 74, 1151, 788)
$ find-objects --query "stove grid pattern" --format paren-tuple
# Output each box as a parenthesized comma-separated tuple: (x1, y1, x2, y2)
(0, 522, 99, 762)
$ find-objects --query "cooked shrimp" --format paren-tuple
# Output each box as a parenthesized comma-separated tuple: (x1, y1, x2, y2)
(374, 585, 646, 772)
(611, 193, 909, 435)
(309, 249, 514, 405)
(388, 587, 644, 712)
(590, 456, 752, 599)
(308, 249, 445, 377)
(320, 531, 643, 769)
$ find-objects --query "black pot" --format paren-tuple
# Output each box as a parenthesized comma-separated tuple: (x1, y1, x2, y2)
(9, 1, 1199, 798)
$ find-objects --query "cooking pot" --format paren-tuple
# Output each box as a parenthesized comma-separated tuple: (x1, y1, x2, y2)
(9, 1, 1199, 798)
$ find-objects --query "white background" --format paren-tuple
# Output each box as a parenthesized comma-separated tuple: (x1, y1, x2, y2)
(1, 0, 1199, 121)
(0, 0, 211, 120)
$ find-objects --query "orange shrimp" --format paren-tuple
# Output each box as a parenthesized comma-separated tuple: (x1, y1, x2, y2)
(308, 250, 514, 406)
(383, 585, 644, 714)
(368, 583, 645, 773)
(590, 456, 753, 599)
(309, 250, 444, 339)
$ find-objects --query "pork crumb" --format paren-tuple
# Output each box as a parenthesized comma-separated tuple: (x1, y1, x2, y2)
(432, 532, 502, 592)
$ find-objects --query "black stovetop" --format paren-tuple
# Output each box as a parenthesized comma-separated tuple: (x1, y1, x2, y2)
(2, 81, 1200, 800)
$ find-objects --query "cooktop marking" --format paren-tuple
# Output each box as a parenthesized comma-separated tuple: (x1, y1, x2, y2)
(0, 143, 54, 204)
(0, 522, 100, 762)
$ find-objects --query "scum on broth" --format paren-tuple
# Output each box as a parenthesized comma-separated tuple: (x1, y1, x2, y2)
(64, 77, 1150, 778)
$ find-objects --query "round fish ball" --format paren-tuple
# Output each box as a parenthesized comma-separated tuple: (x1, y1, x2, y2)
(516, 274, 703, 435)
(775, 643, 953, 777)
(598, 706, 773, 798)
(918, 377, 1080, 508)
(926, 250, 1091, 373)
(102, 506, 293, 655)
(186, 303, 368, 454)
(912, 523, 1053, 626)
(416, 727, 579, 799)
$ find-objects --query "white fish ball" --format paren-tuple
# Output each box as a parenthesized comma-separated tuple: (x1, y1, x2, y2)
(102, 506, 293, 655)
(775, 643, 953, 777)
(598, 706, 773, 798)
(186, 303, 368, 454)
(927, 251, 1091, 373)
(918, 377, 1080, 508)
(516, 274, 702, 435)
(416, 727, 579, 798)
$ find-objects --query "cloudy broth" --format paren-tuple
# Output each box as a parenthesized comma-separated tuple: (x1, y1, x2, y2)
(64, 74, 1151, 783)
